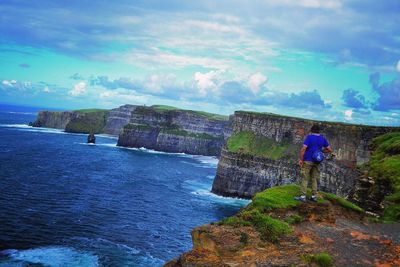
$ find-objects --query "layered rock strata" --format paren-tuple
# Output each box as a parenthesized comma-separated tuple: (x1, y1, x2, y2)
(212, 111, 397, 199)
(117, 106, 231, 156)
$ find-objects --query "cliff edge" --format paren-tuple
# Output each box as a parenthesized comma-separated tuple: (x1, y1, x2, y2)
(117, 105, 231, 156)
(212, 111, 398, 202)
(166, 185, 400, 267)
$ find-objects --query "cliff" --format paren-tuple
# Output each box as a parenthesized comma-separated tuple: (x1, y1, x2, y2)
(104, 104, 138, 135)
(30, 105, 137, 135)
(117, 105, 231, 156)
(165, 185, 400, 267)
(29, 110, 78, 129)
(212, 111, 398, 200)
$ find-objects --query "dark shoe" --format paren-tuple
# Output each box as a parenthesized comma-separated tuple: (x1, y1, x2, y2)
(294, 195, 306, 202)
(309, 195, 318, 202)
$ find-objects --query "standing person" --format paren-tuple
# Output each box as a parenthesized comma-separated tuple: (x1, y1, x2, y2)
(295, 124, 332, 202)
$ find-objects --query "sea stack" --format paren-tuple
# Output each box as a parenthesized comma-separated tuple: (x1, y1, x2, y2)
(87, 133, 96, 144)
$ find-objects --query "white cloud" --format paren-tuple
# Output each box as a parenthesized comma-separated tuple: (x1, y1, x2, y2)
(247, 72, 268, 94)
(344, 109, 353, 120)
(396, 60, 400, 72)
(194, 70, 224, 97)
(69, 81, 87, 96)
(268, 0, 342, 9)
(43, 86, 51, 93)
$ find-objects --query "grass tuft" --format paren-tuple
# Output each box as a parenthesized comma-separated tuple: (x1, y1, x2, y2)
(302, 252, 334, 267)
(321, 192, 364, 213)
(367, 132, 400, 222)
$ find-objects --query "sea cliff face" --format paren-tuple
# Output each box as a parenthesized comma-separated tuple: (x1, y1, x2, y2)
(117, 106, 231, 156)
(212, 111, 397, 199)
(29, 111, 78, 129)
(104, 104, 138, 135)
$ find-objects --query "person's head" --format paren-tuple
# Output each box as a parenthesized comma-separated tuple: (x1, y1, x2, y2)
(310, 124, 320, 134)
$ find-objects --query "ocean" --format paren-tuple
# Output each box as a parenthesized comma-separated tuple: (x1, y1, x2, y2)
(0, 104, 249, 266)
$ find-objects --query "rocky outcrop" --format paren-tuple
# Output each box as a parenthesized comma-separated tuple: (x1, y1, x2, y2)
(165, 185, 400, 267)
(104, 104, 138, 135)
(29, 110, 78, 129)
(117, 106, 231, 156)
(30, 105, 137, 136)
(212, 111, 398, 199)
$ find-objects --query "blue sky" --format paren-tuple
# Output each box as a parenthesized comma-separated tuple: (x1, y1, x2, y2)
(0, 0, 399, 125)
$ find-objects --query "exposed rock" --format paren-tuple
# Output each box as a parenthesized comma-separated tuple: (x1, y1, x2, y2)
(103, 104, 138, 135)
(117, 106, 231, 156)
(29, 110, 78, 129)
(212, 111, 397, 199)
(87, 133, 96, 144)
(166, 185, 400, 267)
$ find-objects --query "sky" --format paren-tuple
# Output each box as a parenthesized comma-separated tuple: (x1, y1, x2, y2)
(0, 0, 400, 126)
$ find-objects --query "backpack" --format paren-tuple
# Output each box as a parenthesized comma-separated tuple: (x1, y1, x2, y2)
(311, 135, 324, 163)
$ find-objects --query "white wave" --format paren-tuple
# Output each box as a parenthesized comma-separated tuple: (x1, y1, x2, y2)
(1, 246, 99, 267)
(206, 175, 215, 179)
(191, 189, 251, 205)
(7, 111, 36, 115)
(0, 123, 33, 128)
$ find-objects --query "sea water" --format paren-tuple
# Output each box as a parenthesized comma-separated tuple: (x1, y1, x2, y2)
(0, 104, 249, 267)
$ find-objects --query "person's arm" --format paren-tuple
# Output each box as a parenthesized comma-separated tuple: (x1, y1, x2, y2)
(299, 145, 307, 167)
(322, 137, 332, 153)
(323, 146, 332, 153)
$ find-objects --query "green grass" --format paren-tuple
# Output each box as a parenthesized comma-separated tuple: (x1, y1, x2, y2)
(321, 192, 364, 213)
(218, 185, 364, 242)
(302, 252, 333, 267)
(251, 184, 302, 211)
(160, 128, 219, 140)
(367, 132, 400, 222)
(151, 105, 178, 112)
(226, 131, 294, 160)
(74, 108, 108, 113)
(151, 105, 228, 121)
(190, 110, 228, 121)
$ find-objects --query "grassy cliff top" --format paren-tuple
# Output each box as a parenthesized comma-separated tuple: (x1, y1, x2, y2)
(226, 131, 297, 160)
(218, 184, 364, 242)
(73, 108, 108, 113)
(367, 132, 400, 222)
(149, 105, 229, 121)
(235, 110, 399, 129)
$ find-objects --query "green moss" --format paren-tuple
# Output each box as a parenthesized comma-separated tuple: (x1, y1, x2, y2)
(321, 192, 364, 213)
(65, 111, 107, 134)
(160, 128, 219, 140)
(302, 252, 333, 267)
(367, 132, 400, 222)
(226, 131, 294, 160)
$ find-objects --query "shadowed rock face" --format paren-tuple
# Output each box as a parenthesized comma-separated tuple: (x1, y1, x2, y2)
(117, 106, 232, 156)
(212, 111, 397, 198)
(29, 111, 78, 129)
(104, 105, 138, 135)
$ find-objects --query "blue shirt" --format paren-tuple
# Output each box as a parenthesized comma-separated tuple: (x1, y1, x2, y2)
(303, 134, 329, 162)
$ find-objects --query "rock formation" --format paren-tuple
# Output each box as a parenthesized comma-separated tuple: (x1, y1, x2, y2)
(212, 111, 398, 199)
(165, 185, 400, 267)
(104, 104, 138, 135)
(117, 106, 232, 156)
(29, 110, 78, 129)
